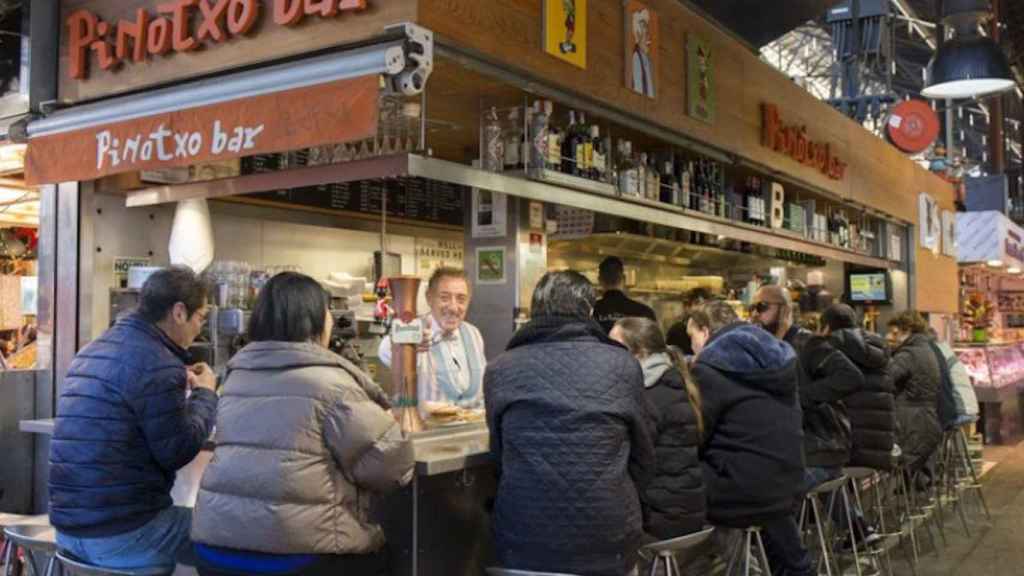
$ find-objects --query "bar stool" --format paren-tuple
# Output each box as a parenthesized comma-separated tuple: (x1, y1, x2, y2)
(639, 527, 715, 576)
(722, 526, 770, 576)
(56, 550, 173, 576)
(843, 467, 892, 576)
(938, 428, 972, 537)
(3, 524, 58, 576)
(1, 515, 50, 576)
(798, 475, 851, 576)
(948, 426, 991, 523)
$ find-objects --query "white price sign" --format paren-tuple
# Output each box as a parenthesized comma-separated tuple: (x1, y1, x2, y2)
(391, 318, 424, 345)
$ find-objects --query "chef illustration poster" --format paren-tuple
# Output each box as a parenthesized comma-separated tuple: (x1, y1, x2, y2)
(687, 35, 715, 123)
(625, 1, 658, 98)
(544, 0, 587, 69)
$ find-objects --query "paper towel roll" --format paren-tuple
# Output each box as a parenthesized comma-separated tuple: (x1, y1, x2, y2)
(168, 198, 214, 275)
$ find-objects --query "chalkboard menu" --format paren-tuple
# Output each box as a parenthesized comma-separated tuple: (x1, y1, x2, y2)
(247, 177, 466, 226)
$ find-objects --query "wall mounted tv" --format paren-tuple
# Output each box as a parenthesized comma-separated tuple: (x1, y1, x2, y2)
(846, 269, 891, 304)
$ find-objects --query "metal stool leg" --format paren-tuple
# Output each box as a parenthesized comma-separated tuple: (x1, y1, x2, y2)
(2, 540, 11, 576)
(895, 469, 921, 570)
(743, 529, 753, 576)
(753, 529, 771, 576)
(725, 530, 743, 576)
(959, 428, 992, 522)
(840, 484, 865, 576)
(868, 473, 896, 576)
(811, 495, 834, 576)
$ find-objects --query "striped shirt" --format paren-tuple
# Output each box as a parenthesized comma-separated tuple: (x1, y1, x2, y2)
(378, 315, 487, 417)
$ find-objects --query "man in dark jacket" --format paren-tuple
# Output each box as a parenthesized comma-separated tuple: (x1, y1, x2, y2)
(822, 305, 896, 471)
(50, 267, 218, 570)
(486, 270, 655, 576)
(593, 256, 657, 333)
(751, 287, 862, 492)
(690, 300, 813, 576)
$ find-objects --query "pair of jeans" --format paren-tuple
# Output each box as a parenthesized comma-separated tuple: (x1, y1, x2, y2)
(56, 506, 193, 571)
(759, 515, 815, 576)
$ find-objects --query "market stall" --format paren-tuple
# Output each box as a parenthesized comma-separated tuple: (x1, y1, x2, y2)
(955, 210, 1024, 443)
(17, 0, 960, 573)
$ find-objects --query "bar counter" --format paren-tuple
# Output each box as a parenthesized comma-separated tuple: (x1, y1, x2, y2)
(19, 418, 496, 576)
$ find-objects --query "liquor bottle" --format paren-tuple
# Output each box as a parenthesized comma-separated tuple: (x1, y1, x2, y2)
(637, 152, 648, 199)
(504, 107, 523, 171)
(590, 126, 606, 182)
(661, 159, 679, 205)
(482, 106, 504, 173)
(646, 154, 660, 201)
(577, 111, 593, 176)
(618, 141, 639, 197)
(582, 116, 595, 179)
(681, 161, 694, 209)
(561, 111, 578, 174)
(529, 100, 548, 177)
(546, 103, 562, 173)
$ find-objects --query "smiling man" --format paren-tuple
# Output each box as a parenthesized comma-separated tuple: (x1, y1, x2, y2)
(379, 267, 486, 419)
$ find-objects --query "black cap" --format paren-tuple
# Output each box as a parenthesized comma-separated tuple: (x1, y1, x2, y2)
(599, 256, 625, 286)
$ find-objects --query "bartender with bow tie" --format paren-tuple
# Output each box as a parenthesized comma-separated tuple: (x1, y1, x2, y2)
(378, 267, 486, 418)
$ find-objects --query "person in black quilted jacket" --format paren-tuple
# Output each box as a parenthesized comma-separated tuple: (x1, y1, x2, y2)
(611, 317, 706, 541)
(486, 270, 655, 576)
(688, 300, 814, 576)
(49, 266, 218, 571)
(822, 305, 896, 472)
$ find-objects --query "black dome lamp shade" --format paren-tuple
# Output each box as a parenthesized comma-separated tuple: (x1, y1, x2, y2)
(922, 0, 1015, 99)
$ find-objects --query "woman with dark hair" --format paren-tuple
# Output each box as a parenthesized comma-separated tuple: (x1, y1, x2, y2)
(886, 311, 943, 474)
(191, 272, 413, 576)
(610, 317, 706, 542)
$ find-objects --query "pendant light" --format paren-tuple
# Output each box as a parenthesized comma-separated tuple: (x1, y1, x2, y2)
(922, 0, 1014, 99)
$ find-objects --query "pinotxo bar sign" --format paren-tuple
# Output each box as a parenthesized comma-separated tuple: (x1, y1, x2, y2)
(68, 0, 370, 80)
(26, 74, 378, 185)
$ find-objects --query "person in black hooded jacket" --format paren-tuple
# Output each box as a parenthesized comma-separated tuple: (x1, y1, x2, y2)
(688, 301, 813, 576)
(486, 271, 655, 576)
(821, 305, 896, 472)
(611, 317, 706, 541)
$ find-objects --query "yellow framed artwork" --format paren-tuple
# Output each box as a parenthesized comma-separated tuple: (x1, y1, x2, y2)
(543, 0, 587, 69)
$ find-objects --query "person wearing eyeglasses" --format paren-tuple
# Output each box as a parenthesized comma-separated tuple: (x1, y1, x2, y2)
(378, 267, 486, 420)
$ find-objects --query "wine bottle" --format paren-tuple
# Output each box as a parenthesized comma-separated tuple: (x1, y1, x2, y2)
(591, 126, 605, 181)
(529, 100, 548, 177)
(504, 107, 523, 171)
(561, 111, 578, 174)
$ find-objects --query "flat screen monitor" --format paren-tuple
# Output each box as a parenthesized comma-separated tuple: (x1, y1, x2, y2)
(848, 271, 890, 303)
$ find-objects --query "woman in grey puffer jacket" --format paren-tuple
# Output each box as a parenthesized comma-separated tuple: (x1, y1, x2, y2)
(191, 273, 414, 576)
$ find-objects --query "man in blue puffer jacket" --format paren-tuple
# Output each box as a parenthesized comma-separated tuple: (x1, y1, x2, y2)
(49, 266, 218, 571)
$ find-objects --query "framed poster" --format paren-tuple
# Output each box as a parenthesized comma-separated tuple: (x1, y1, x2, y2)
(687, 35, 715, 123)
(918, 193, 940, 254)
(625, 2, 658, 98)
(941, 210, 957, 257)
(416, 238, 465, 279)
(543, 0, 587, 69)
(471, 189, 508, 238)
(476, 247, 507, 285)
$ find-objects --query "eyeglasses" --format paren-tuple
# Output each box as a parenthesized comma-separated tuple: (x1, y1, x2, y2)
(749, 301, 783, 314)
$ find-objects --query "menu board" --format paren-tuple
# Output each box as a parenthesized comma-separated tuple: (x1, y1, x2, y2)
(955, 347, 991, 387)
(248, 177, 465, 226)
